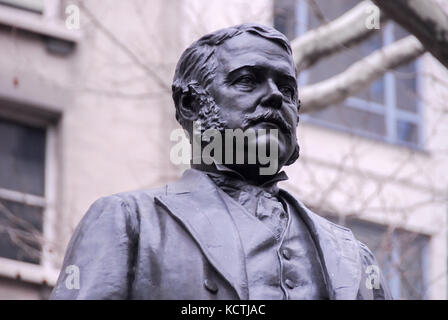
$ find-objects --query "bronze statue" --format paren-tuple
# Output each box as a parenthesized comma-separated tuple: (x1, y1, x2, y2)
(51, 23, 391, 299)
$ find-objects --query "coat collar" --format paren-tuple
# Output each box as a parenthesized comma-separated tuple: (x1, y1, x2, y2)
(155, 168, 362, 300)
(155, 169, 249, 300)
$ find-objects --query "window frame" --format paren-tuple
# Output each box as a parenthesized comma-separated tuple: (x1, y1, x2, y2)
(0, 0, 81, 44)
(0, 118, 59, 286)
(287, 0, 424, 149)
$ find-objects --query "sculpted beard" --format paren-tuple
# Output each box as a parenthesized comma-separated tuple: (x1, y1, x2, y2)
(196, 93, 227, 133)
(195, 92, 300, 165)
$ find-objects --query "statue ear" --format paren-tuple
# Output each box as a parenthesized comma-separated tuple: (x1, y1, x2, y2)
(178, 94, 199, 121)
(177, 84, 203, 122)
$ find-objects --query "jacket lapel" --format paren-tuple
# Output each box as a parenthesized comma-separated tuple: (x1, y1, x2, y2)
(154, 169, 362, 300)
(280, 190, 362, 300)
(154, 169, 249, 300)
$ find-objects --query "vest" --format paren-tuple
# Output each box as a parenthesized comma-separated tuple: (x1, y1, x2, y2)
(216, 187, 329, 299)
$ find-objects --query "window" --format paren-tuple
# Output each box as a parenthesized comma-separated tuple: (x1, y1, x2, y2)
(326, 215, 430, 299)
(0, 0, 76, 55)
(273, 0, 422, 148)
(0, 114, 57, 288)
(0, 98, 59, 286)
(0, 114, 58, 288)
(0, 118, 46, 265)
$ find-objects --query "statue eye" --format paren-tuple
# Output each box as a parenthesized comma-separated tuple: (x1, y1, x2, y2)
(280, 86, 294, 99)
(235, 75, 256, 86)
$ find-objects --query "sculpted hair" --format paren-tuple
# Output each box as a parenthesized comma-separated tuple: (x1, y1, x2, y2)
(171, 23, 293, 127)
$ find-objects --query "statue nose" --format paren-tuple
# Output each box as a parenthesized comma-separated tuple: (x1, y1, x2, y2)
(261, 80, 282, 109)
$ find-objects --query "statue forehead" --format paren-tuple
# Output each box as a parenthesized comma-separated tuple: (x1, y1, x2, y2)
(215, 32, 295, 76)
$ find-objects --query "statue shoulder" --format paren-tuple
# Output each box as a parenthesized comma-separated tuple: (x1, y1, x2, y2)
(75, 187, 166, 238)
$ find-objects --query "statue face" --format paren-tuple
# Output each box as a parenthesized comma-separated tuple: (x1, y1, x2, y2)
(207, 32, 299, 171)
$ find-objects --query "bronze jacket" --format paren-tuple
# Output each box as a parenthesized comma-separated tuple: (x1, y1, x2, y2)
(50, 169, 392, 300)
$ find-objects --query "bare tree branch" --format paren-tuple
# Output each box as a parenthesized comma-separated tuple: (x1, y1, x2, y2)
(307, 0, 327, 25)
(372, 0, 448, 69)
(300, 35, 424, 113)
(291, 0, 387, 70)
(77, 1, 171, 92)
(83, 87, 166, 100)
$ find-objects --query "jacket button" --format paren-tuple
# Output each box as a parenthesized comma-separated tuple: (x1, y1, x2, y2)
(204, 279, 218, 294)
(285, 279, 296, 289)
(281, 248, 291, 260)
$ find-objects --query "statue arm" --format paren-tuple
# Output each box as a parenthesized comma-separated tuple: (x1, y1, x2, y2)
(357, 241, 393, 300)
(50, 195, 139, 299)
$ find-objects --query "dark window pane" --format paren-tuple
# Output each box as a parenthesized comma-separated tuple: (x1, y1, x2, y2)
(306, 38, 384, 103)
(354, 32, 384, 103)
(356, 76, 385, 104)
(305, 30, 383, 87)
(396, 120, 418, 144)
(393, 21, 418, 113)
(395, 61, 418, 112)
(0, 118, 46, 196)
(307, 49, 354, 82)
(396, 231, 429, 299)
(393, 22, 410, 41)
(308, 0, 358, 27)
(0, 199, 43, 264)
(320, 215, 429, 299)
(348, 219, 428, 299)
(273, 0, 298, 40)
(309, 103, 386, 136)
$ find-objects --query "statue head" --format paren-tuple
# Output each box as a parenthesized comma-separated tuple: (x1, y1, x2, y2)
(172, 23, 300, 182)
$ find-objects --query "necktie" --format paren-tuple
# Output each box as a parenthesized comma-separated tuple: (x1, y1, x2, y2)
(208, 174, 288, 240)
